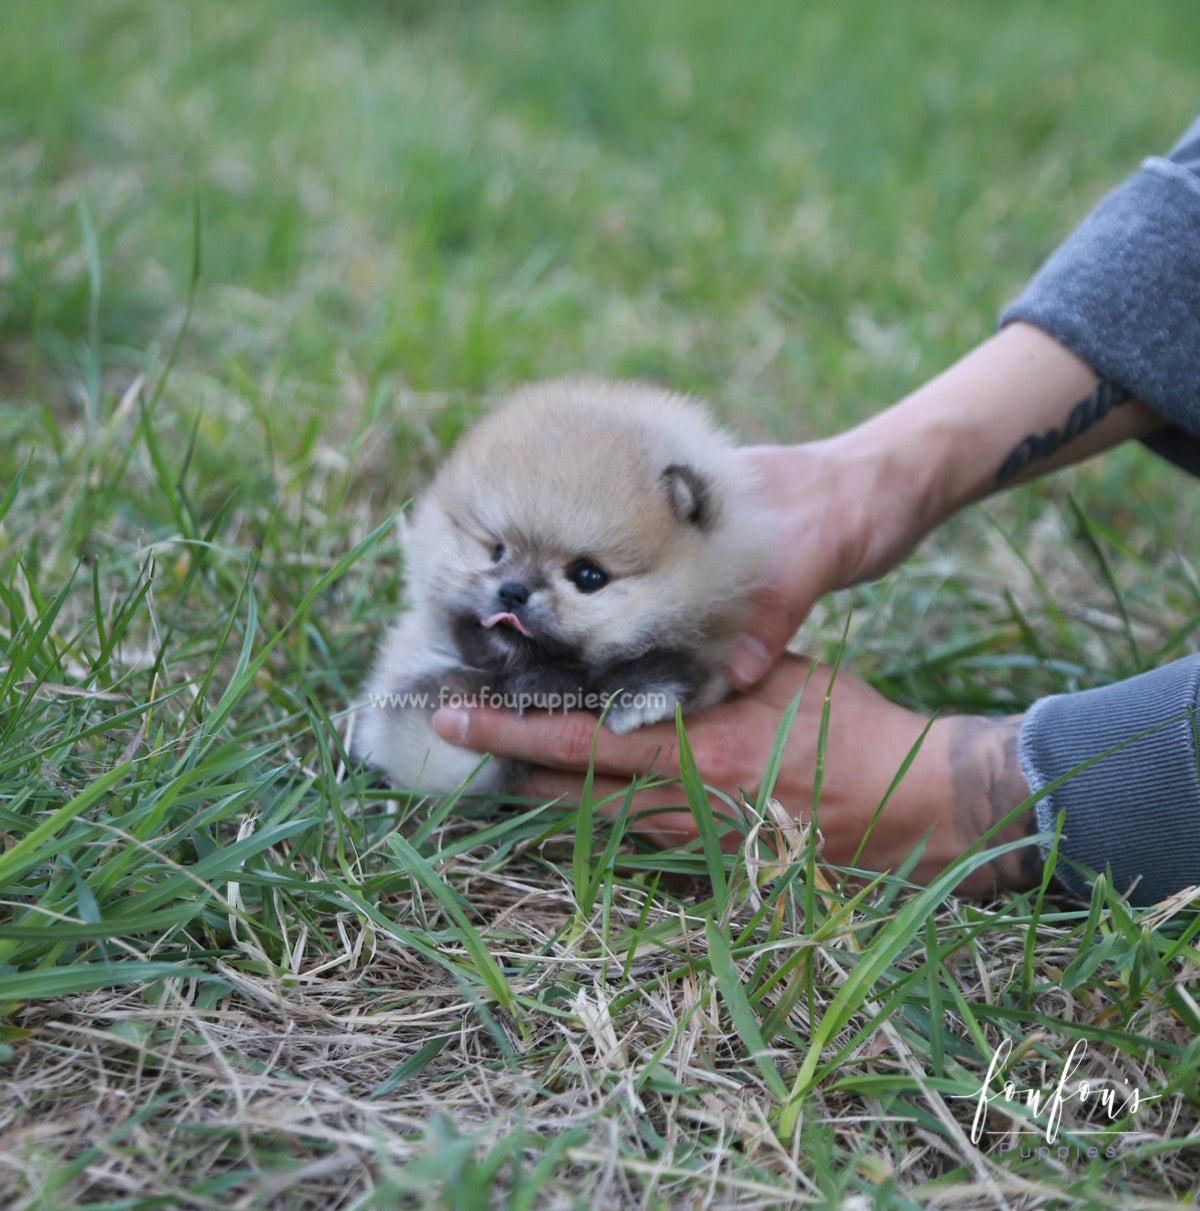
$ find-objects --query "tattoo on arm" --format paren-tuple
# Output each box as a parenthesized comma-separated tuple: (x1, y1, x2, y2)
(995, 378, 1131, 486)
(947, 716, 1041, 893)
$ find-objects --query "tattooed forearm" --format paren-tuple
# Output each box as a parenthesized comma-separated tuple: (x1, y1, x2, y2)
(947, 715, 1041, 894)
(995, 378, 1131, 486)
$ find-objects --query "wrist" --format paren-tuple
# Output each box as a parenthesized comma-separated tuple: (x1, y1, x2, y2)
(840, 337, 1061, 549)
(916, 714, 1038, 894)
(740, 438, 908, 596)
(841, 710, 1037, 894)
(817, 421, 944, 583)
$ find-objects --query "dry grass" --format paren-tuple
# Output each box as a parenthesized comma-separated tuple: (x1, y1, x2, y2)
(4, 801, 1200, 1208)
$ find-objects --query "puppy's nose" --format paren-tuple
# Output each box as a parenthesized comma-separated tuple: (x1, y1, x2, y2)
(497, 581, 530, 610)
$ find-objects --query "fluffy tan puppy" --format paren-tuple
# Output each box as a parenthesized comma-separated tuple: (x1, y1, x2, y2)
(353, 378, 768, 796)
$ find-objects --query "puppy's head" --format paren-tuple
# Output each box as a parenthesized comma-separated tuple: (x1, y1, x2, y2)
(404, 379, 765, 672)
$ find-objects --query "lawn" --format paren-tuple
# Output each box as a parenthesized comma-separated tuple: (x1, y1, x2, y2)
(2, 1, 1199, 1207)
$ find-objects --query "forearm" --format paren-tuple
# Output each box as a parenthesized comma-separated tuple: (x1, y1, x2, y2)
(867, 107, 1200, 553)
(727, 322, 1163, 685)
(837, 322, 1163, 575)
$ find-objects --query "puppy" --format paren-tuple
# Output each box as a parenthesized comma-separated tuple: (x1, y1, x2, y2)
(353, 378, 768, 796)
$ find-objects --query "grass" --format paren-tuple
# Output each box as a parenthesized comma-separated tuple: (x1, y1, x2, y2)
(2, 0, 1200, 1206)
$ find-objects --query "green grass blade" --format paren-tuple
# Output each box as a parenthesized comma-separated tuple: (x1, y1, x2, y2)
(677, 707, 727, 907)
(0, 761, 131, 888)
(1, 961, 217, 1005)
(705, 918, 789, 1101)
(776, 831, 1043, 1138)
(385, 833, 516, 1014)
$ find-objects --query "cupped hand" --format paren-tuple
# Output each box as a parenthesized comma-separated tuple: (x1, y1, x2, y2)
(432, 655, 1037, 895)
(725, 438, 931, 689)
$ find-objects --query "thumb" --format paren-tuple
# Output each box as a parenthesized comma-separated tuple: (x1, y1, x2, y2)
(727, 582, 810, 690)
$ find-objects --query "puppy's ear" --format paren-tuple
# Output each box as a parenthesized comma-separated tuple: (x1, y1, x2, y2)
(662, 463, 711, 530)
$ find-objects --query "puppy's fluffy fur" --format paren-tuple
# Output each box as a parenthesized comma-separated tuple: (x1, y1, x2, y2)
(353, 378, 768, 795)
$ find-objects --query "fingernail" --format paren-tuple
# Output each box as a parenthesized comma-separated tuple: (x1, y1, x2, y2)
(729, 636, 770, 687)
(432, 708, 470, 745)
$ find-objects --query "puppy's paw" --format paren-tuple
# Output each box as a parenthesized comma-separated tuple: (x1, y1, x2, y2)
(601, 683, 686, 734)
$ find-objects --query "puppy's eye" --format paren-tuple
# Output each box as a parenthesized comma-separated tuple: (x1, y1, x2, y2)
(566, 558, 609, 594)
(490, 543, 505, 563)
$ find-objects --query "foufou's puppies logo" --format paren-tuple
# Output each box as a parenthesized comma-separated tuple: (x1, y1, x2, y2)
(963, 1037, 1163, 1154)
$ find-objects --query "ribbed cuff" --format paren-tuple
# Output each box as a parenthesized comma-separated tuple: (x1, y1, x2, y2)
(1018, 656, 1200, 905)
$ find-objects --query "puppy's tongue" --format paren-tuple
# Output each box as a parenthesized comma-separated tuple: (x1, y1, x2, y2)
(481, 611, 531, 638)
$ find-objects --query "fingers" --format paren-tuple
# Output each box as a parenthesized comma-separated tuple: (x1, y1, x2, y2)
(432, 706, 679, 778)
(518, 770, 721, 851)
(727, 582, 809, 689)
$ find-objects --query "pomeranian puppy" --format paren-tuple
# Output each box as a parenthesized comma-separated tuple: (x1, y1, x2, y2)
(352, 378, 768, 796)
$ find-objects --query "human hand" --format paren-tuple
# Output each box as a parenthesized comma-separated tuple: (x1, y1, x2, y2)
(726, 324, 1166, 691)
(432, 655, 1038, 896)
(726, 438, 931, 689)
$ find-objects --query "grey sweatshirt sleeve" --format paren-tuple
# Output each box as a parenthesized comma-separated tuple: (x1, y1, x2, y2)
(999, 111, 1200, 905)
(1001, 108, 1200, 474)
(1018, 657, 1200, 906)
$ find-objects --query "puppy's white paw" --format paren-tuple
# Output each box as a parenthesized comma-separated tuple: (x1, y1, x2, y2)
(603, 689, 683, 734)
